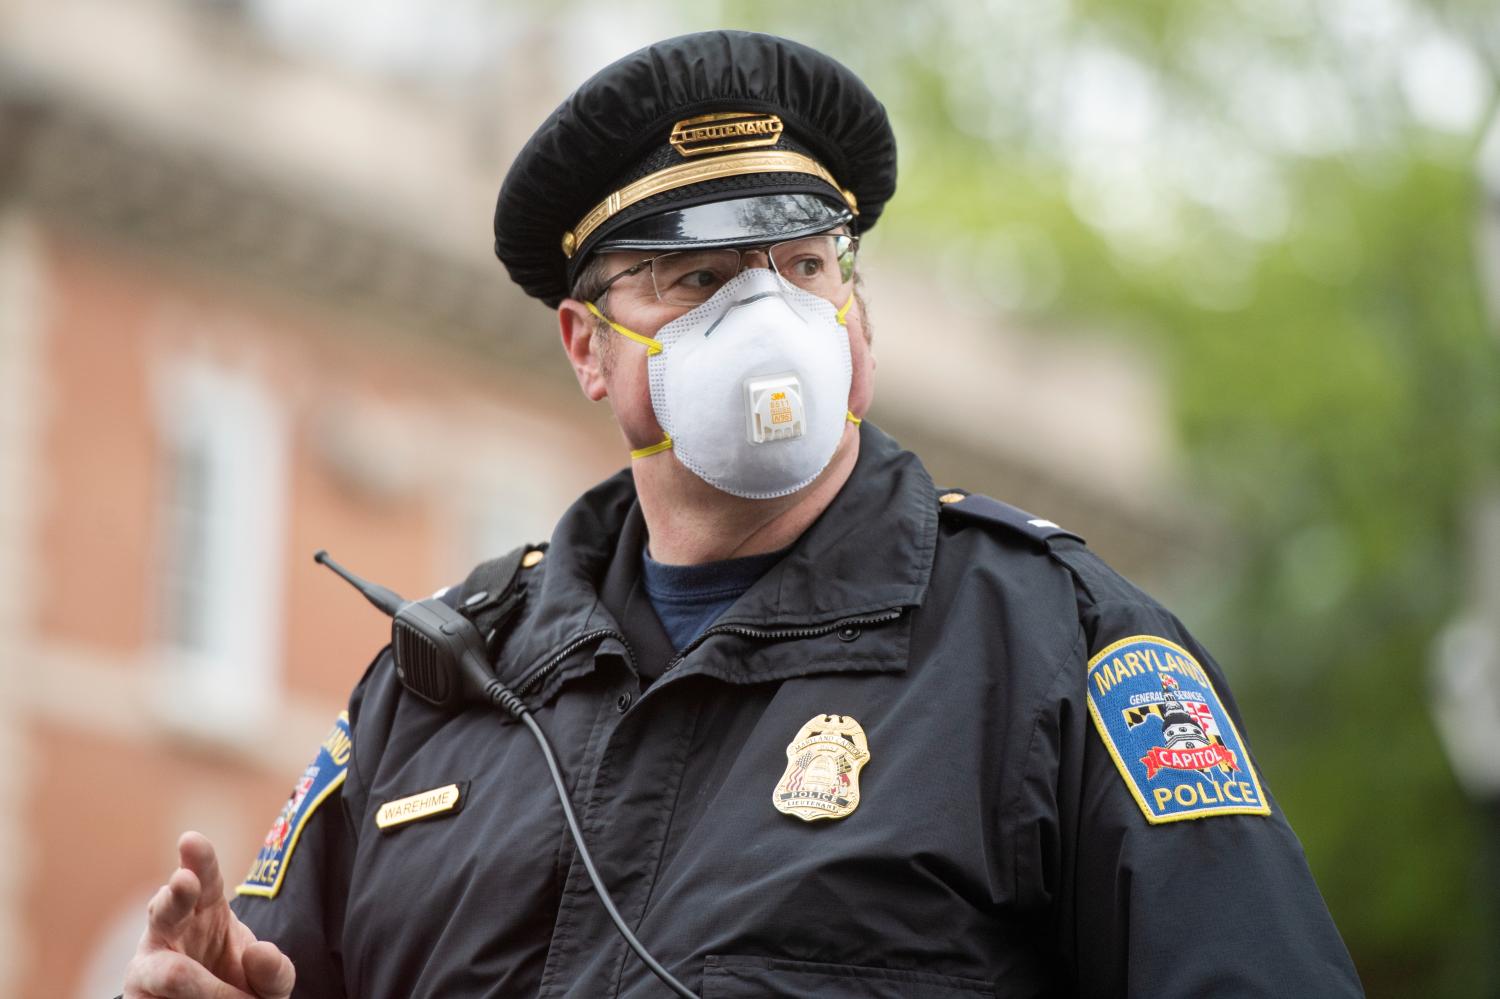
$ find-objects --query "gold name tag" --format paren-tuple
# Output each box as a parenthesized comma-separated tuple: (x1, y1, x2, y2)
(375, 783, 463, 830)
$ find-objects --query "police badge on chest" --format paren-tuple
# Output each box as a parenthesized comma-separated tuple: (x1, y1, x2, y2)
(773, 714, 870, 821)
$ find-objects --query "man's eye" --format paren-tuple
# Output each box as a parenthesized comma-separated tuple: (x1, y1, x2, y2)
(678, 269, 724, 289)
(786, 257, 824, 278)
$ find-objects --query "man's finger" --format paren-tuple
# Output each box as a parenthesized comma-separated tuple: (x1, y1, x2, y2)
(145, 868, 202, 947)
(178, 831, 226, 909)
(132, 949, 255, 999)
(242, 940, 295, 999)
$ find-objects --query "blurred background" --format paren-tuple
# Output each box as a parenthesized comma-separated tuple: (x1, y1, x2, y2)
(2, 0, 1497, 994)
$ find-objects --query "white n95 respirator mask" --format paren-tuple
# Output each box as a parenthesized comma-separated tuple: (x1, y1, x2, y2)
(598, 268, 856, 500)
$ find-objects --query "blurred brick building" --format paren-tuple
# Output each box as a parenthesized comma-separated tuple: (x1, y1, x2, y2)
(0, 1, 1183, 994)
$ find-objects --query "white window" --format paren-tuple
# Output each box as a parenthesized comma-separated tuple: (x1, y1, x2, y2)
(152, 360, 288, 738)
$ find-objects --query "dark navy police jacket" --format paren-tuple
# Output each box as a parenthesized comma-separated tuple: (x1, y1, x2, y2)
(232, 424, 1364, 998)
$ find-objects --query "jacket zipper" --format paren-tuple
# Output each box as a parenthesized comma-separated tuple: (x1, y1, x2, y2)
(661, 607, 906, 676)
(513, 606, 906, 697)
(514, 628, 636, 697)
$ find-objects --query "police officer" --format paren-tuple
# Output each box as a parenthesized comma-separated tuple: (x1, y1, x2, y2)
(122, 30, 1364, 998)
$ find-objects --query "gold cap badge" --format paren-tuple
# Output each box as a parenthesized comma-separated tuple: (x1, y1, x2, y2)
(773, 714, 870, 822)
(670, 111, 784, 157)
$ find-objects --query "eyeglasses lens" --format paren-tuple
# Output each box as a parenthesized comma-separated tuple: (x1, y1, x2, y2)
(649, 235, 857, 307)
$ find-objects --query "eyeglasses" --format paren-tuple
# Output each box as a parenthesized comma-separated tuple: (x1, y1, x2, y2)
(592, 232, 859, 309)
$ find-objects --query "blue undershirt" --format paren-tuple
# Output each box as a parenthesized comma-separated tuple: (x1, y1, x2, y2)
(640, 545, 788, 651)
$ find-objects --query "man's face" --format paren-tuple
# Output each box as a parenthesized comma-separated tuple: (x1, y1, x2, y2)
(558, 243, 877, 462)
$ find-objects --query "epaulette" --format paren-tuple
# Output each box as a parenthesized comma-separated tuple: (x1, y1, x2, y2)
(435, 542, 548, 660)
(936, 489, 1085, 549)
(937, 490, 1140, 606)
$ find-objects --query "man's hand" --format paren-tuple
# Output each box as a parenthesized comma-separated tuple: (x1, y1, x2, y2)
(123, 831, 295, 999)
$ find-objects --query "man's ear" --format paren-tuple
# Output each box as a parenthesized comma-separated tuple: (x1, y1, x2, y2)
(558, 299, 609, 402)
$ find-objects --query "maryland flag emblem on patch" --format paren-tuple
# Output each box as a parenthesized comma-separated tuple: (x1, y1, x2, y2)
(237, 711, 351, 898)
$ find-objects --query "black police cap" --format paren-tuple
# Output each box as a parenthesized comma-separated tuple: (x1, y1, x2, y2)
(493, 30, 898, 308)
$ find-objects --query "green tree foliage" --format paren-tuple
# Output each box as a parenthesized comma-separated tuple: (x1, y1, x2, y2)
(705, 0, 1500, 992)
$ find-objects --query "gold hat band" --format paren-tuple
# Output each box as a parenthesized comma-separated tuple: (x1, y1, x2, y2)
(561, 150, 858, 258)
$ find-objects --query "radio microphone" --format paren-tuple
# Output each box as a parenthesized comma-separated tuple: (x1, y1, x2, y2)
(313, 549, 520, 715)
(314, 550, 701, 999)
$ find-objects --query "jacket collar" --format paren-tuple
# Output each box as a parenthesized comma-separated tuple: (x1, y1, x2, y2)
(495, 422, 938, 691)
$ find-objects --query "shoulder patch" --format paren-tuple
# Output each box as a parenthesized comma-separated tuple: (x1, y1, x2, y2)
(237, 711, 352, 898)
(1085, 636, 1270, 824)
(937, 490, 1084, 547)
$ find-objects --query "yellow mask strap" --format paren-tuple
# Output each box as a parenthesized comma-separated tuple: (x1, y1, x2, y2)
(835, 293, 855, 327)
(839, 295, 860, 426)
(586, 301, 664, 356)
(630, 434, 674, 460)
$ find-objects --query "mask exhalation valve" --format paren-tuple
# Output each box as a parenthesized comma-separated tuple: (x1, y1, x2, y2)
(745, 373, 807, 444)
